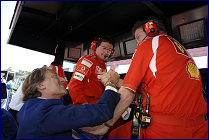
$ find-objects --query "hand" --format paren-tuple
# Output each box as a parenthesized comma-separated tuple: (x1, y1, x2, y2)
(100, 70, 120, 86)
(81, 124, 109, 136)
(81, 102, 88, 105)
(100, 72, 110, 86)
(107, 69, 120, 85)
(116, 79, 123, 88)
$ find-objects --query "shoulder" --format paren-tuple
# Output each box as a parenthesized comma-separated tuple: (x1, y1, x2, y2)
(137, 38, 152, 50)
(78, 54, 96, 67)
(21, 99, 63, 113)
(141, 34, 171, 46)
(79, 54, 95, 61)
(158, 34, 171, 41)
(84, 53, 97, 61)
(21, 98, 42, 108)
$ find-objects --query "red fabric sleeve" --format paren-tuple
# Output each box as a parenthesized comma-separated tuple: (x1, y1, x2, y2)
(122, 39, 154, 93)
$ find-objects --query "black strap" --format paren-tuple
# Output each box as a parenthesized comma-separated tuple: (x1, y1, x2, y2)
(130, 82, 151, 139)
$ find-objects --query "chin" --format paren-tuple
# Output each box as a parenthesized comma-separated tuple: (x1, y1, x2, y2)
(60, 92, 67, 98)
(60, 89, 67, 95)
(63, 90, 67, 94)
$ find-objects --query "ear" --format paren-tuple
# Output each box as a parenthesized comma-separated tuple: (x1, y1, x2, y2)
(37, 82, 46, 91)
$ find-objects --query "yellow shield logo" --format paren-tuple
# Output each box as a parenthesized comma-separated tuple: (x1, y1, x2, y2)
(187, 61, 200, 80)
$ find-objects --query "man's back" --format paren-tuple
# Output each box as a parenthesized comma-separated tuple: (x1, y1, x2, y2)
(17, 89, 120, 139)
(123, 33, 207, 117)
(109, 33, 208, 139)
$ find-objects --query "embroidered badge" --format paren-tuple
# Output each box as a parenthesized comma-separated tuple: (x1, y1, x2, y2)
(95, 66, 102, 74)
(186, 61, 200, 80)
(73, 72, 85, 81)
(169, 37, 191, 58)
(76, 64, 89, 75)
(81, 58, 93, 68)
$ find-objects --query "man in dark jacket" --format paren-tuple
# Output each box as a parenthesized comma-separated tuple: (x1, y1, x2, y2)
(16, 66, 121, 139)
(1, 108, 18, 139)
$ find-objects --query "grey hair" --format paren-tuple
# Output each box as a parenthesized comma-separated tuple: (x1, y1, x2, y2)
(22, 66, 48, 101)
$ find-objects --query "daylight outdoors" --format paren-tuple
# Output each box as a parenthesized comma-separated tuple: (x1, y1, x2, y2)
(1, 1, 54, 82)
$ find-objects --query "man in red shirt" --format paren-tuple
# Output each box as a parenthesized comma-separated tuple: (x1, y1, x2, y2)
(68, 37, 114, 106)
(84, 17, 208, 139)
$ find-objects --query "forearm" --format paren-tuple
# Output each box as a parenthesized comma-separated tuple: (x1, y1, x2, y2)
(108, 87, 135, 126)
(70, 90, 120, 129)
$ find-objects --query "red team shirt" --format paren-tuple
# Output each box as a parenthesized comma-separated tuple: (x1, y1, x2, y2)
(68, 52, 106, 105)
(108, 33, 208, 139)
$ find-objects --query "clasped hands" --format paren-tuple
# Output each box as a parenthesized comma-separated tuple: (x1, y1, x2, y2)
(100, 69, 122, 89)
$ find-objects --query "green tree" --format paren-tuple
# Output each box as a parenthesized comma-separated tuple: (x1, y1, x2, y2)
(15, 70, 31, 78)
(5, 67, 12, 72)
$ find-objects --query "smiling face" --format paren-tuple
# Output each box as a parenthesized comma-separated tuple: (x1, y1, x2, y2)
(95, 41, 113, 61)
(38, 69, 67, 99)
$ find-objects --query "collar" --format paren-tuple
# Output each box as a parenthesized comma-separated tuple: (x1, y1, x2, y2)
(158, 31, 166, 36)
(137, 32, 167, 46)
(37, 97, 47, 99)
(94, 51, 105, 65)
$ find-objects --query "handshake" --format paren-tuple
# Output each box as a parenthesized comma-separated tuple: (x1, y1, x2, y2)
(100, 70, 123, 89)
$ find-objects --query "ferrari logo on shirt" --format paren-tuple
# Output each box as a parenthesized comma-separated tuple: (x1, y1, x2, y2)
(174, 41, 184, 54)
(95, 66, 102, 74)
(169, 37, 191, 58)
(187, 61, 200, 80)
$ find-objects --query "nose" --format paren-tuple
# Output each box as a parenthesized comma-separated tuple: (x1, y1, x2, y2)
(59, 77, 66, 85)
(105, 49, 112, 55)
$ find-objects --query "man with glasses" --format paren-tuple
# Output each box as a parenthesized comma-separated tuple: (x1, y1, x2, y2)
(68, 37, 115, 106)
